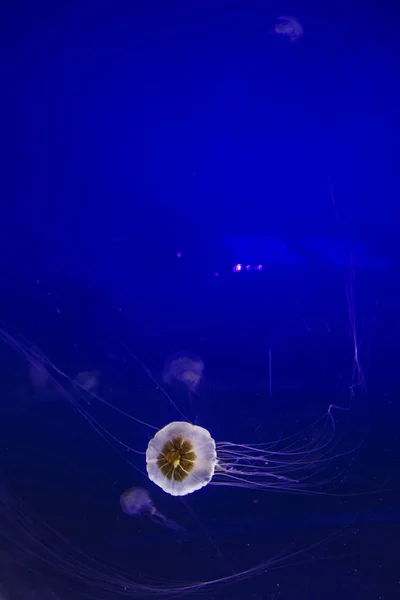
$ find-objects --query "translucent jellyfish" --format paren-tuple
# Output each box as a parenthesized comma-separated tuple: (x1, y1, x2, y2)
(146, 422, 217, 496)
(274, 15, 303, 42)
(162, 352, 204, 394)
(73, 370, 99, 393)
(120, 486, 185, 532)
(28, 357, 54, 402)
(29, 358, 50, 391)
(146, 418, 352, 497)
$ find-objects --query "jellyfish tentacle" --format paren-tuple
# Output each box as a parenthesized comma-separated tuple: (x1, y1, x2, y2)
(149, 508, 186, 533)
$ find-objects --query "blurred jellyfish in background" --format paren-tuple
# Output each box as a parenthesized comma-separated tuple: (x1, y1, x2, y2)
(29, 358, 50, 391)
(29, 358, 53, 401)
(120, 487, 185, 533)
(29, 361, 99, 405)
(274, 16, 303, 42)
(73, 370, 99, 393)
(162, 352, 204, 394)
(162, 352, 204, 421)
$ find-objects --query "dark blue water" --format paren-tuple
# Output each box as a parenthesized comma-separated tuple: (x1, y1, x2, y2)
(0, 1, 399, 599)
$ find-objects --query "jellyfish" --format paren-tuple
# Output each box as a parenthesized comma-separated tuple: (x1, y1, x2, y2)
(146, 422, 217, 496)
(162, 352, 204, 422)
(162, 352, 204, 394)
(74, 370, 99, 393)
(28, 357, 54, 401)
(29, 358, 50, 391)
(120, 486, 185, 533)
(273, 16, 303, 42)
(145, 418, 351, 497)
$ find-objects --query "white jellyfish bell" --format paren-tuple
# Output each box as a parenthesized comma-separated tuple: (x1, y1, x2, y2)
(146, 421, 217, 496)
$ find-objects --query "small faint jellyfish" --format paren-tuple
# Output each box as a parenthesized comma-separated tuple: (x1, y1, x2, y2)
(120, 486, 185, 532)
(73, 370, 99, 393)
(29, 364, 100, 403)
(162, 352, 204, 394)
(29, 358, 50, 392)
(28, 358, 58, 403)
(274, 16, 303, 42)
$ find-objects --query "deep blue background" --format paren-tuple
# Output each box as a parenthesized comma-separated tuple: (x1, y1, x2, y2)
(0, 0, 399, 598)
